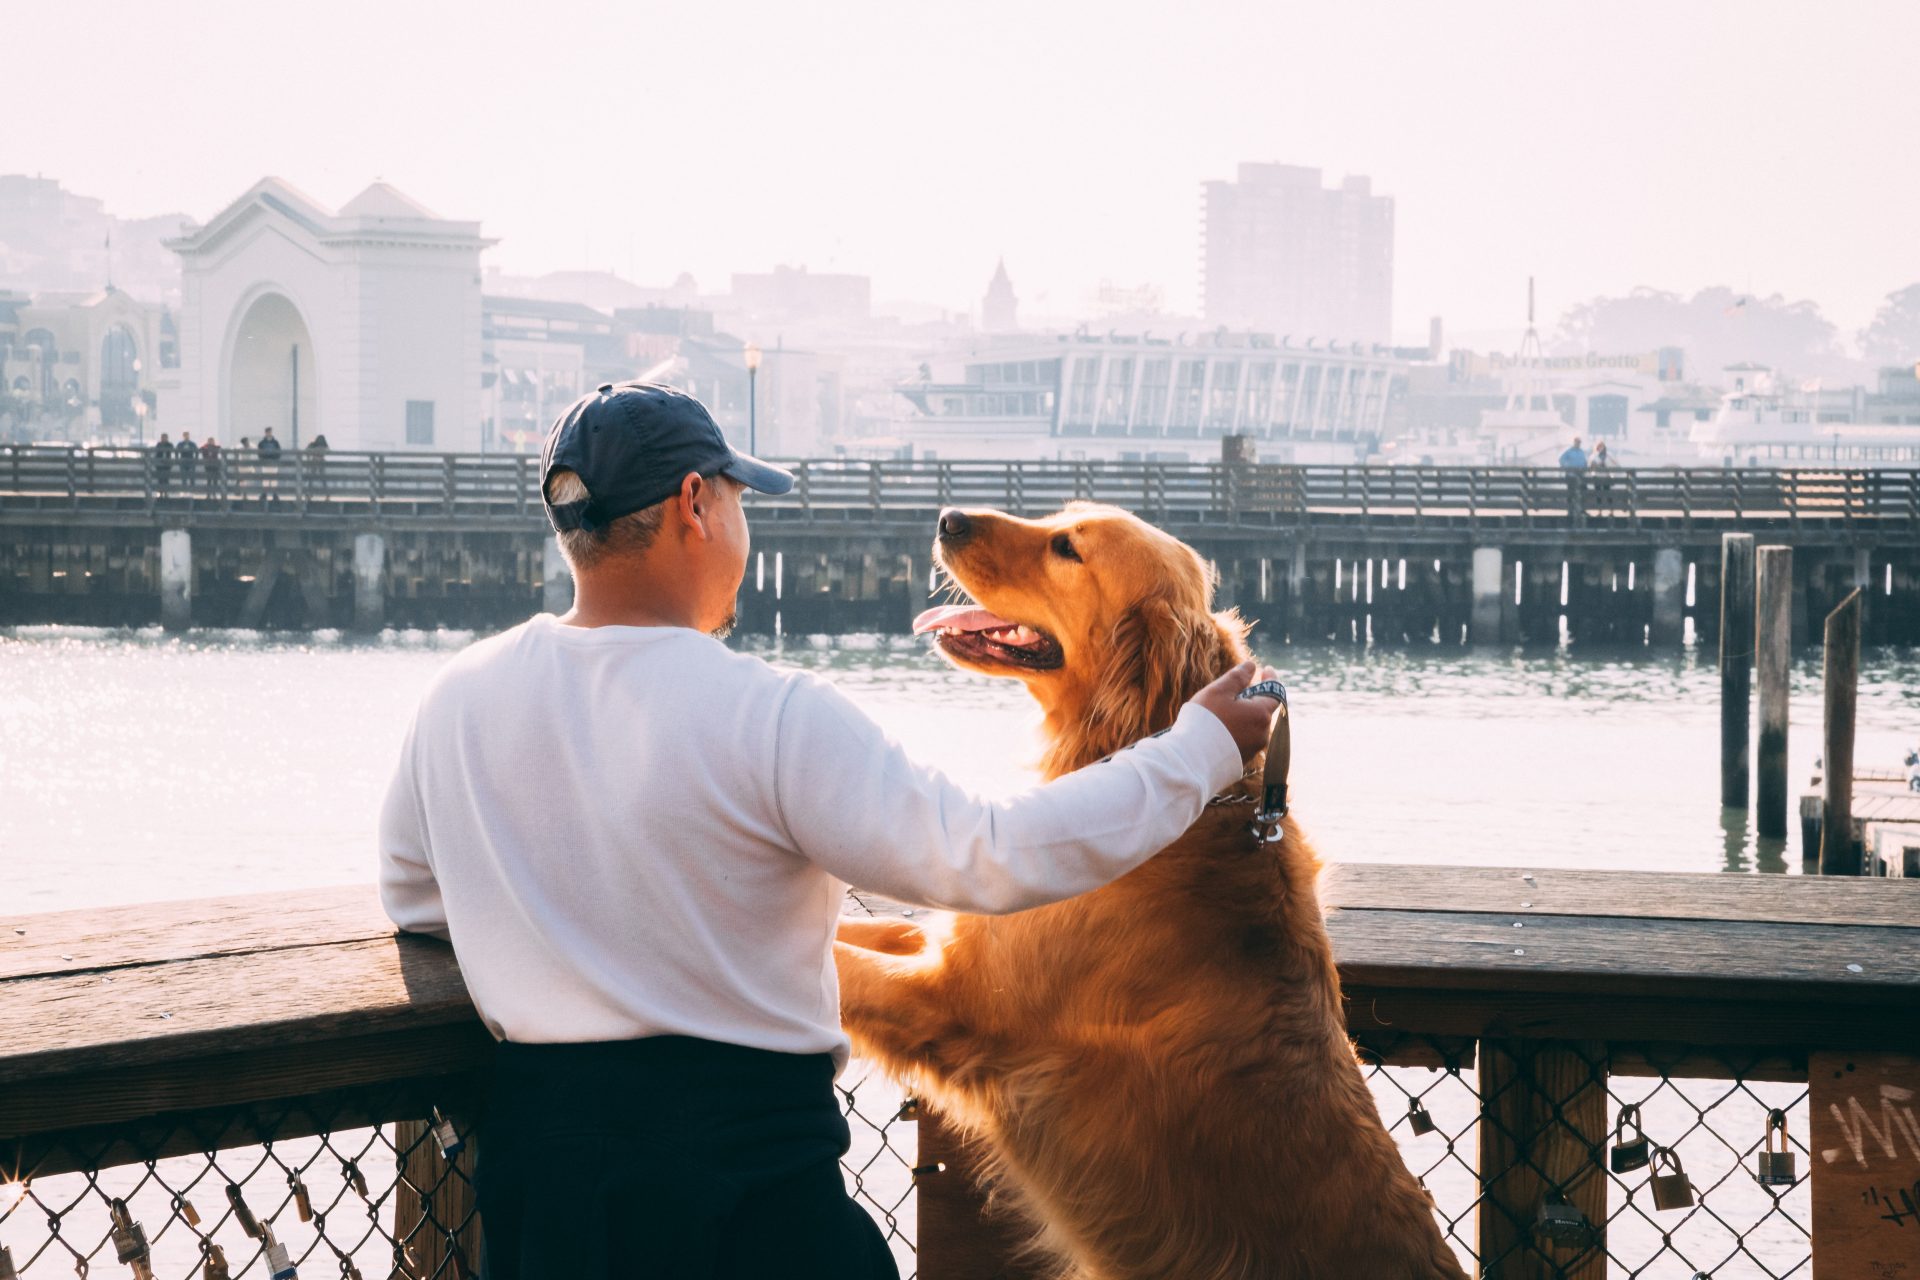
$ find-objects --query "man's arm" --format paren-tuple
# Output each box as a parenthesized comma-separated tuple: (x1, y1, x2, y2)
(377, 725, 450, 940)
(770, 670, 1255, 915)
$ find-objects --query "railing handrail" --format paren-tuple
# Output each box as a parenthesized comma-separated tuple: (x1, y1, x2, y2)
(3, 443, 1919, 530)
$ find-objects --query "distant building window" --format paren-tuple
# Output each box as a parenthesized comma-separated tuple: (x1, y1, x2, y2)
(406, 400, 436, 445)
(1694, 409, 1711, 422)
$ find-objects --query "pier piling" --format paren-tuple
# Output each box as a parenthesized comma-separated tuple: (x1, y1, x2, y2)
(158, 528, 191, 632)
(1650, 547, 1685, 647)
(541, 538, 573, 615)
(352, 533, 385, 634)
(1470, 547, 1504, 645)
(1755, 546, 1793, 839)
(1719, 534, 1756, 808)
(1819, 589, 1863, 875)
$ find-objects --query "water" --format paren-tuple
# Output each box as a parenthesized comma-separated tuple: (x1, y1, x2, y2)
(5, 625, 1919, 911)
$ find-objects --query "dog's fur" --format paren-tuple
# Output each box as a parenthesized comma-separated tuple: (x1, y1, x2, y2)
(834, 503, 1465, 1280)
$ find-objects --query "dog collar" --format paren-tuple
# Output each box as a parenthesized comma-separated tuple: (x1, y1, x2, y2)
(1210, 680, 1290, 843)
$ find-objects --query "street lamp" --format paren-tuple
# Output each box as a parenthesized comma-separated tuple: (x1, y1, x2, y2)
(744, 342, 762, 456)
(134, 397, 148, 447)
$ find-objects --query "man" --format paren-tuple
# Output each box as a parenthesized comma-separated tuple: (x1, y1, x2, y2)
(379, 382, 1280, 1280)
(257, 427, 282, 504)
(152, 432, 173, 493)
(175, 431, 199, 490)
(1558, 436, 1588, 470)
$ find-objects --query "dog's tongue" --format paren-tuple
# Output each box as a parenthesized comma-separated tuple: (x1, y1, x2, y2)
(912, 604, 1016, 635)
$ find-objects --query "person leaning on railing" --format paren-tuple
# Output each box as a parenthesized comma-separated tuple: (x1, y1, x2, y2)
(376, 381, 1280, 1280)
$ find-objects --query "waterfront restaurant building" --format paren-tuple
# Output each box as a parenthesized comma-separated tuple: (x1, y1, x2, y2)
(888, 331, 1407, 463)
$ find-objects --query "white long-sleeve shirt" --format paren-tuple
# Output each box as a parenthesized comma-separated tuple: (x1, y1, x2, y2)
(378, 614, 1241, 1067)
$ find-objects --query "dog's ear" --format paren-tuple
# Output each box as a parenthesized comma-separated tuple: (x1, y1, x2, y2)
(1086, 596, 1240, 752)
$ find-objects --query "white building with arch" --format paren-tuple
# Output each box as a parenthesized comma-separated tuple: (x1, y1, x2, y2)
(168, 178, 492, 451)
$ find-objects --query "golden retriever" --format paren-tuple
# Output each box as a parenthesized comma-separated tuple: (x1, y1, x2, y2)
(834, 503, 1464, 1280)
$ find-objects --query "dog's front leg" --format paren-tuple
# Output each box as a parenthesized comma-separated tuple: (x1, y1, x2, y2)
(834, 916, 928, 956)
(834, 941, 983, 1086)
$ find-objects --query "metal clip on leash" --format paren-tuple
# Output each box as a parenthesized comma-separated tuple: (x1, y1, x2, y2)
(1237, 679, 1289, 842)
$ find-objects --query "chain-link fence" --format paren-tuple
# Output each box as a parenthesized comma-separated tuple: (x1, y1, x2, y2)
(0, 1048, 1818, 1280)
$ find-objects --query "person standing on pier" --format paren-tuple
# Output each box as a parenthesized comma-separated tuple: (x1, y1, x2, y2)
(175, 432, 199, 490)
(257, 427, 282, 505)
(151, 432, 173, 493)
(377, 381, 1282, 1280)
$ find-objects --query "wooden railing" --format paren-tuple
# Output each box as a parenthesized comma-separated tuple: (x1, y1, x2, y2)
(3, 868, 1915, 1277)
(4, 443, 1920, 532)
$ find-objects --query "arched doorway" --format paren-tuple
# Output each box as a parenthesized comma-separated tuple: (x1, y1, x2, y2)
(226, 292, 316, 448)
(100, 327, 140, 432)
(23, 328, 57, 403)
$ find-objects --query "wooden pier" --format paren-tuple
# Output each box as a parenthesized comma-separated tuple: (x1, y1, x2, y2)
(3, 868, 1916, 1277)
(3, 444, 1919, 642)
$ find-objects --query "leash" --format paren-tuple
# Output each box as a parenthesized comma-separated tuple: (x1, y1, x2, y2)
(1208, 679, 1290, 843)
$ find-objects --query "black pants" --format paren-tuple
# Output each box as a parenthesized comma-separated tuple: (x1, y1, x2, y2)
(478, 1036, 899, 1280)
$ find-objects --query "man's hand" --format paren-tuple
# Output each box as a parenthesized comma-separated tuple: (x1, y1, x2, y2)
(1191, 659, 1286, 765)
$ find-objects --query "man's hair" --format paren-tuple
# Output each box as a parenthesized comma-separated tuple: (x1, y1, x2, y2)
(545, 468, 733, 569)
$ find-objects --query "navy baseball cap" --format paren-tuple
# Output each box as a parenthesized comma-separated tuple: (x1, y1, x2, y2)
(540, 381, 794, 533)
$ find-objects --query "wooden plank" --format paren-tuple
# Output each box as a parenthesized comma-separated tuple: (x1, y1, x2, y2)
(0, 934, 478, 1085)
(1329, 910, 1920, 1001)
(1809, 1051, 1920, 1280)
(0, 883, 388, 979)
(392, 1114, 484, 1280)
(1479, 1039, 1608, 1279)
(1757, 545, 1794, 837)
(1320, 863, 1920, 929)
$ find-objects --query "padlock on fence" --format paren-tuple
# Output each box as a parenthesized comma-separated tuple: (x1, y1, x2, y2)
(430, 1105, 465, 1161)
(343, 1160, 369, 1201)
(1406, 1098, 1437, 1136)
(1610, 1102, 1650, 1172)
(291, 1174, 313, 1222)
(896, 1097, 920, 1122)
(262, 1223, 298, 1280)
(176, 1196, 201, 1228)
(0, 1243, 17, 1280)
(109, 1197, 153, 1279)
(225, 1182, 264, 1239)
(1755, 1107, 1797, 1186)
(1649, 1145, 1696, 1210)
(201, 1242, 229, 1280)
(1532, 1189, 1595, 1249)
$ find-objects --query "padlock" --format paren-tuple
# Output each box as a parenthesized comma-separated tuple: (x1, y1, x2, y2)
(177, 1196, 201, 1227)
(291, 1175, 313, 1222)
(201, 1243, 230, 1280)
(1610, 1103, 1651, 1173)
(1531, 1189, 1594, 1248)
(1756, 1108, 1798, 1186)
(225, 1182, 263, 1239)
(430, 1106, 465, 1161)
(342, 1161, 369, 1200)
(895, 1097, 920, 1122)
(108, 1198, 153, 1277)
(1649, 1146, 1696, 1210)
(262, 1225, 298, 1280)
(0, 1244, 17, 1280)
(1406, 1098, 1437, 1136)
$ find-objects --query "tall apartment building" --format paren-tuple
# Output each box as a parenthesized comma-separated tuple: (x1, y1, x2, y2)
(1201, 163, 1394, 345)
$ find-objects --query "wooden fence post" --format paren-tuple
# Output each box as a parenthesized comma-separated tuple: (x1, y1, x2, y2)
(1755, 547, 1794, 839)
(1819, 589, 1864, 876)
(1720, 533, 1756, 809)
(390, 1113, 483, 1279)
(1478, 1039, 1609, 1280)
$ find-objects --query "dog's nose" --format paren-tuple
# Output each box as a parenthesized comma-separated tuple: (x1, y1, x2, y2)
(938, 508, 972, 542)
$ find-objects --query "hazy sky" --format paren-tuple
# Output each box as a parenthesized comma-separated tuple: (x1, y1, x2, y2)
(20, 0, 1920, 342)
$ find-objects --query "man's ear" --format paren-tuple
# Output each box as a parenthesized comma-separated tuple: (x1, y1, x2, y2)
(676, 471, 709, 538)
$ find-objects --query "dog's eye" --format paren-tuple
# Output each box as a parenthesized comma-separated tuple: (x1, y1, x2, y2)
(1050, 533, 1081, 562)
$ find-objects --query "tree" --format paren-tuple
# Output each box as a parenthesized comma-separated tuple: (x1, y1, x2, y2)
(1858, 284, 1920, 367)
(1551, 286, 1857, 383)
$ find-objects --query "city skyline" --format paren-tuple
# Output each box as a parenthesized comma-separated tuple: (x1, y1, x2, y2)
(12, 0, 1920, 344)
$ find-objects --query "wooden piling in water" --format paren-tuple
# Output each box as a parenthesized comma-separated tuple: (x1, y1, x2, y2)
(1720, 533, 1756, 809)
(1755, 546, 1793, 839)
(1819, 588, 1864, 875)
